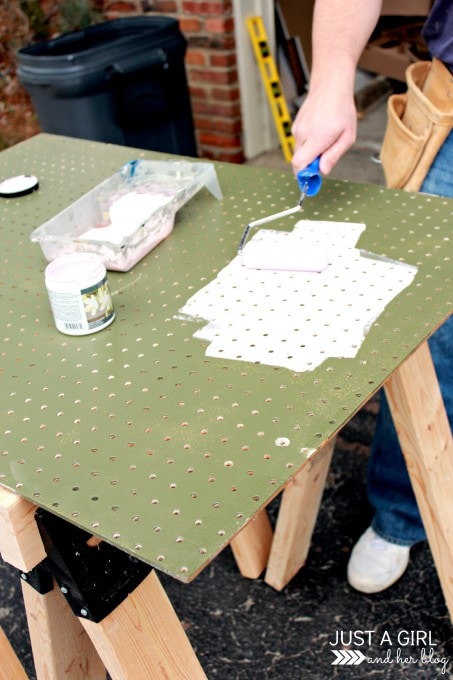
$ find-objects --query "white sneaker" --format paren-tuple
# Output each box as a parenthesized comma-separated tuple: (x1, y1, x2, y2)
(347, 526, 410, 594)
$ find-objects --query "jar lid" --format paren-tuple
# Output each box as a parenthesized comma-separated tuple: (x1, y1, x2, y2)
(45, 252, 105, 284)
(0, 174, 39, 198)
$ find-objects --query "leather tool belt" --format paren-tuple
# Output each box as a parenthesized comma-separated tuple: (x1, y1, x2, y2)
(380, 58, 453, 191)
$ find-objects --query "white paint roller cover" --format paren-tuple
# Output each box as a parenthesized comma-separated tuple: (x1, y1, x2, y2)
(241, 239, 329, 272)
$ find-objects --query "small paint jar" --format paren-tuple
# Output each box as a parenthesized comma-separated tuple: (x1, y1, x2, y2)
(45, 252, 115, 335)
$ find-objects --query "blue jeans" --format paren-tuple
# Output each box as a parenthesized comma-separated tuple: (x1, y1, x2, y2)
(367, 129, 453, 546)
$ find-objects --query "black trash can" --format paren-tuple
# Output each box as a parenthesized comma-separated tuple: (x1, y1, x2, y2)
(17, 16, 197, 156)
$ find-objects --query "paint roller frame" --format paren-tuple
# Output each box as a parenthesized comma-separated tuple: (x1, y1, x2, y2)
(238, 158, 327, 272)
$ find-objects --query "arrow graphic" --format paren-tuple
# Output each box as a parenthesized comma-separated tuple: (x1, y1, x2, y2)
(331, 649, 367, 665)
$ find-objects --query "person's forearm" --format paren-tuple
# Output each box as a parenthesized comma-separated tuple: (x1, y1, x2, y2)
(310, 0, 383, 92)
(291, 0, 383, 176)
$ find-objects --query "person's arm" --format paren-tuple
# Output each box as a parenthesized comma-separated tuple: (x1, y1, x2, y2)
(291, 0, 383, 176)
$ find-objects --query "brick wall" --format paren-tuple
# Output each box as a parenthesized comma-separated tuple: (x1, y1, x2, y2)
(102, 0, 244, 162)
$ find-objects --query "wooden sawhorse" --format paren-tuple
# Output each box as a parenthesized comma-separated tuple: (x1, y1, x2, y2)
(0, 489, 207, 679)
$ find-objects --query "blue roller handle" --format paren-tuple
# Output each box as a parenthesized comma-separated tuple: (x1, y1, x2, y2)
(296, 156, 322, 197)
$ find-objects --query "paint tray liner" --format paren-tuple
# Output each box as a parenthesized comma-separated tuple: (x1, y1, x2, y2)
(30, 159, 222, 271)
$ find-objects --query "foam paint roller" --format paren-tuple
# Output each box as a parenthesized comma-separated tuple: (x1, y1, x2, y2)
(241, 239, 329, 272)
(238, 157, 326, 271)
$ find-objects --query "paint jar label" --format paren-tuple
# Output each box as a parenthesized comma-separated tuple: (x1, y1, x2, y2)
(47, 275, 114, 334)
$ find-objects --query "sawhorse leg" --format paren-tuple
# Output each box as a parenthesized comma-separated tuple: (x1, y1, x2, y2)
(385, 340, 453, 621)
(230, 508, 273, 578)
(21, 578, 105, 680)
(265, 438, 336, 590)
(80, 570, 206, 680)
(0, 625, 28, 680)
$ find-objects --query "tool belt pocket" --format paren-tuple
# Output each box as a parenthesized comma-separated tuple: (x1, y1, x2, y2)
(380, 93, 429, 190)
(380, 59, 453, 191)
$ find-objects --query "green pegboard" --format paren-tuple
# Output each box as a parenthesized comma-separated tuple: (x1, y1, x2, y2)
(0, 134, 451, 581)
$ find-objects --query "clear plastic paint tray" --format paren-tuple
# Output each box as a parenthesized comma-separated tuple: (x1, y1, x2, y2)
(30, 159, 222, 271)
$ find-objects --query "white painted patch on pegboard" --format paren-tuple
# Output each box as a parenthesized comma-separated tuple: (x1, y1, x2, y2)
(178, 221, 418, 372)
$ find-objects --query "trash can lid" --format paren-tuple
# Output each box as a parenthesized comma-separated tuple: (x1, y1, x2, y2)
(0, 174, 39, 198)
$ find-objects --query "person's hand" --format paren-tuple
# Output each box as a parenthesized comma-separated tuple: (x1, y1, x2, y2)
(291, 84, 357, 177)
